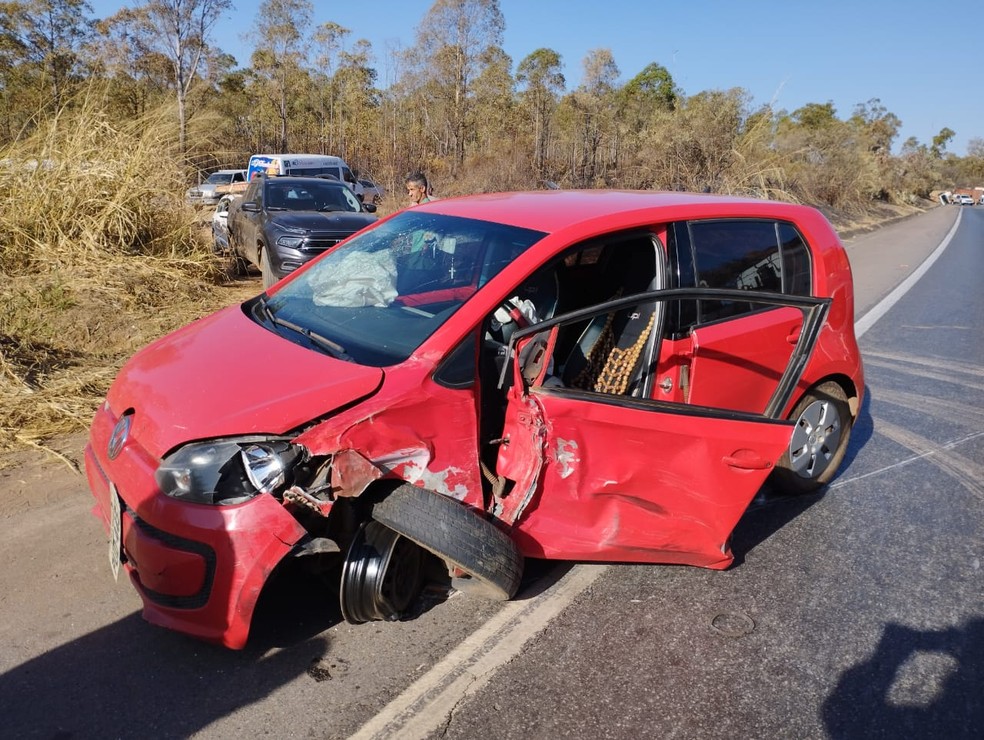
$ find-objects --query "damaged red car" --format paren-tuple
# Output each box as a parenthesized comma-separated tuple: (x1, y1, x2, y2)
(84, 191, 864, 648)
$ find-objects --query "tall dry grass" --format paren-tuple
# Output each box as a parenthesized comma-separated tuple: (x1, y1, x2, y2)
(0, 91, 238, 459)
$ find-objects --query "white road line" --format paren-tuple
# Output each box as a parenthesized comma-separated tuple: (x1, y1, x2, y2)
(349, 564, 608, 740)
(830, 429, 984, 492)
(350, 209, 962, 739)
(854, 208, 961, 338)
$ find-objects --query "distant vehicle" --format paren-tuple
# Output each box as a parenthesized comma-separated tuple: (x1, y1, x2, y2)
(211, 195, 237, 253)
(227, 174, 377, 288)
(359, 178, 385, 204)
(956, 194, 974, 206)
(186, 169, 248, 206)
(246, 154, 364, 200)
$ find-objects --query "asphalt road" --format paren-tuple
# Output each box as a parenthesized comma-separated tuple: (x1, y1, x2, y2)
(0, 204, 979, 739)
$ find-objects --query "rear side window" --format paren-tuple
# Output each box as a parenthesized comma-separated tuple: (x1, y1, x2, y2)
(779, 223, 811, 296)
(686, 219, 813, 324)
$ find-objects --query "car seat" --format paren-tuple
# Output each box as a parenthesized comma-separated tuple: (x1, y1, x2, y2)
(560, 243, 659, 397)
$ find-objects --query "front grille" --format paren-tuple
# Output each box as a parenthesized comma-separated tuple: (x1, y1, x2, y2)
(300, 237, 345, 253)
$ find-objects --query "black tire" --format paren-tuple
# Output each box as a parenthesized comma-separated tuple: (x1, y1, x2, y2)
(259, 246, 277, 289)
(371, 484, 524, 601)
(773, 381, 852, 494)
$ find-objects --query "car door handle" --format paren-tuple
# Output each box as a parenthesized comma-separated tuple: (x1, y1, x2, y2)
(786, 326, 802, 344)
(722, 452, 773, 470)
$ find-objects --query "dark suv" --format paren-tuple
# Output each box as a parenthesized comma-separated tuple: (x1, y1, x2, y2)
(228, 175, 378, 288)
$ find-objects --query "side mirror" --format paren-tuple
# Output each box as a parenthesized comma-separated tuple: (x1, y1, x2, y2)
(362, 203, 377, 213)
(242, 202, 260, 213)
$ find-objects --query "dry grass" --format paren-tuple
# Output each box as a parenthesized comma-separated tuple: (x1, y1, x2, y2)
(0, 93, 240, 456)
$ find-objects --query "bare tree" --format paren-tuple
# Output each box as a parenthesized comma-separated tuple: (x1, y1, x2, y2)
(12, 0, 92, 111)
(127, 0, 230, 153)
(517, 48, 564, 180)
(250, 0, 312, 152)
(413, 0, 504, 173)
(311, 21, 349, 154)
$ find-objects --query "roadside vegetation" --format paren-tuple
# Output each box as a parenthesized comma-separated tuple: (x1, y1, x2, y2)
(2, 0, 984, 457)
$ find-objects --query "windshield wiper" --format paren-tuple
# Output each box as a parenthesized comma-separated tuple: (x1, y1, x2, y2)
(257, 299, 350, 360)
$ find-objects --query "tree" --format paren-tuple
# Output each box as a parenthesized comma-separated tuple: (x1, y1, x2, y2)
(10, 0, 92, 112)
(127, 0, 231, 154)
(469, 45, 514, 170)
(249, 0, 312, 152)
(567, 48, 619, 186)
(620, 62, 679, 113)
(412, 0, 505, 172)
(850, 98, 901, 156)
(516, 48, 564, 179)
(790, 101, 838, 130)
(311, 21, 349, 154)
(333, 39, 379, 166)
(930, 127, 955, 158)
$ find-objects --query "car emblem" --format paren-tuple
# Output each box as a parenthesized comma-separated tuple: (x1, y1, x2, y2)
(108, 414, 132, 460)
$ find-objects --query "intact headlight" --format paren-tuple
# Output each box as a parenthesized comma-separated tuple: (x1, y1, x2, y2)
(155, 438, 304, 505)
(277, 235, 305, 248)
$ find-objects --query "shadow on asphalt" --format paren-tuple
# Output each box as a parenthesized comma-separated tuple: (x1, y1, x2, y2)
(0, 610, 329, 739)
(823, 618, 984, 739)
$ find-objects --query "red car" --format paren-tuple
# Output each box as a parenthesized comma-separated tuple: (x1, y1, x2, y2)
(85, 191, 864, 648)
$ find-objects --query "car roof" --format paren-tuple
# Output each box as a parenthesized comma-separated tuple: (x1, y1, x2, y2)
(414, 190, 826, 237)
(263, 175, 347, 187)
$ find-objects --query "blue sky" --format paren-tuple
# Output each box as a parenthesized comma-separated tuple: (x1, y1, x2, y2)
(88, 0, 980, 156)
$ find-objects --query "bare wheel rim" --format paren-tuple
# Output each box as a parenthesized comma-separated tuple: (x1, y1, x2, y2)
(787, 398, 844, 480)
(339, 521, 423, 624)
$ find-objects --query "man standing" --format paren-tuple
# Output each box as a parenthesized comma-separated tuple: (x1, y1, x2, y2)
(406, 172, 436, 205)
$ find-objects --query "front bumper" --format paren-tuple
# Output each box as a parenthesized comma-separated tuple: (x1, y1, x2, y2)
(85, 403, 308, 648)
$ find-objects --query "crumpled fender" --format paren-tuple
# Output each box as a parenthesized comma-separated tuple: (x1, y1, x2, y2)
(293, 365, 485, 509)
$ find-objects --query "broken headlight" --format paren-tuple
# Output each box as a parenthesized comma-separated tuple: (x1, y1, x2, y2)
(155, 438, 304, 505)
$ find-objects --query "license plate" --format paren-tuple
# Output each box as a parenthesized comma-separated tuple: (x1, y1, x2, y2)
(108, 483, 122, 581)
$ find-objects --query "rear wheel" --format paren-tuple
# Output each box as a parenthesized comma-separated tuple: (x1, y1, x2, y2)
(372, 484, 524, 601)
(773, 382, 852, 494)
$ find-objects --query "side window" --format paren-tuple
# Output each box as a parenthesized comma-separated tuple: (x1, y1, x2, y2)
(243, 180, 261, 203)
(434, 330, 477, 389)
(778, 223, 813, 296)
(689, 220, 782, 323)
(665, 223, 695, 336)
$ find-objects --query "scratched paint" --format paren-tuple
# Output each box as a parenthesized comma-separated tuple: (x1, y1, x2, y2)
(553, 438, 580, 479)
(402, 460, 470, 499)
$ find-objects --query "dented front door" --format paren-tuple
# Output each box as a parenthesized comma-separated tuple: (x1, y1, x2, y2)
(494, 289, 830, 569)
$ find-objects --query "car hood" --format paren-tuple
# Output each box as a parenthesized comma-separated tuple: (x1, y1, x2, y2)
(107, 304, 384, 457)
(268, 211, 377, 232)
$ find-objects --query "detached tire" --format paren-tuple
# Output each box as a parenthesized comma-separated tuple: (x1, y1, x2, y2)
(773, 381, 852, 494)
(372, 484, 524, 601)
